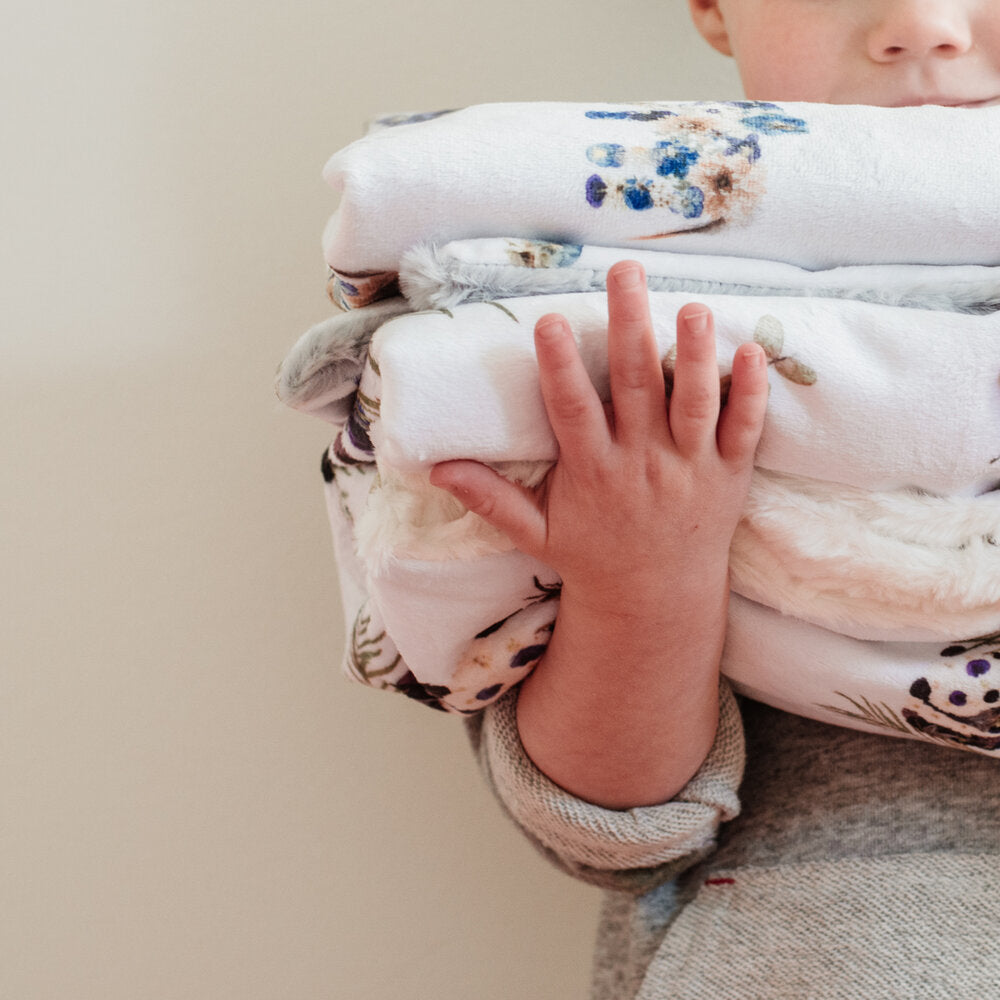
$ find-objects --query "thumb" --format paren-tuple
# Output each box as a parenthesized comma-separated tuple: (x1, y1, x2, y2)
(429, 460, 547, 558)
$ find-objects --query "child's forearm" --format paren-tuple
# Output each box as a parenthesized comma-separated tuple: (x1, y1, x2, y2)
(432, 263, 767, 812)
(515, 563, 729, 810)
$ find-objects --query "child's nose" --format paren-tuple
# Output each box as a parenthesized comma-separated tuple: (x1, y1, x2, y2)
(866, 0, 973, 62)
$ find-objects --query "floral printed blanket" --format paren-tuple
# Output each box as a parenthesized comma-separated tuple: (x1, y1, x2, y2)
(278, 101, 1000, 756)
(321, 100, 1000, 306)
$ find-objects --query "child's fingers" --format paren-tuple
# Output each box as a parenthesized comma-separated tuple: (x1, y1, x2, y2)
(717, 342, 769, 465)
(605, 261, 668, 446)
(534, 313, 609, 460)
(429, 460, 547, 558)
(668, 304, 722, 454)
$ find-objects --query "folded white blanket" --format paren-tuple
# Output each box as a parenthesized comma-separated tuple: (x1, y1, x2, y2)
(368, 289, 1000, 497)
(278, 100, 1000, 756)
(322, 101, 1000, 280)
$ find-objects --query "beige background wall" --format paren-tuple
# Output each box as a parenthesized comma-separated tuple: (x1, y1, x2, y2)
(3, 2, 740, 997)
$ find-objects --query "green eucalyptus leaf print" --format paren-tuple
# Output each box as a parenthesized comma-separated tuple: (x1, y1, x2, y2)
(484, 300, 520, 322)
(817, 692, 914, 737)
(754, 315, 817, 387)
(660, 312, 817, 405)
(773, 356, 818, 386)
(347, 605, 401, 684)
(753, 314, 785, 359)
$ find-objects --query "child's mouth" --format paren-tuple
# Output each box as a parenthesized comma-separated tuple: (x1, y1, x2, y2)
(893, 95, 1000, 108)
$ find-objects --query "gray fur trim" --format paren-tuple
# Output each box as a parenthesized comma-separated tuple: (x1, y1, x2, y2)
(399, 243, 1000, 314)
(399, 243, 599, 309)
(279, 244, 1000, 420)
(275, 298, 410, 414)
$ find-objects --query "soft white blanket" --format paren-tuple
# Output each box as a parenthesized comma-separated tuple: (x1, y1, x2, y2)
(278, 100, 1000, 755)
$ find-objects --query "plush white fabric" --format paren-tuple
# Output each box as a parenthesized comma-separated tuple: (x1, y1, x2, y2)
(331, 452, 1000, 744)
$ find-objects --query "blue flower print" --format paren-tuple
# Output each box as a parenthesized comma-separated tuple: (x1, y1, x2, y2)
(372, 109, 458, 129)
(653, 141, 700, 178)
(585, 109, 678, 121)
(586, 173, 608, 207)
(724, 134, 762, 162)
(677, 184, 705, 219)
(740, 112, 809, 134)
(587, 143, 626, 168)
(731, 100, 783, 110)
(581, 101, 809, 231)
(622, 178, 654, 210)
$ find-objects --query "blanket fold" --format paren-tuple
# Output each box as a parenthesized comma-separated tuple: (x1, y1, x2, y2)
(279, 100, 1000, 756)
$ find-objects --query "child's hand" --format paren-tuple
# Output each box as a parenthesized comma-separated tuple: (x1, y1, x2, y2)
(431, 261, 769, 808)
(430, 261, 766, 609)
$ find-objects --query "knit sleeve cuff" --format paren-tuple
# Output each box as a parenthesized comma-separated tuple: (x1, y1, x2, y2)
(472, 681, 745, 889)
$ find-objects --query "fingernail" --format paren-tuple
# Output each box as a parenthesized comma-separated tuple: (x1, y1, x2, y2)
(612, 263, 643, 289)
(685, 309, 710, 334)
(536, 315, 565, 339)
(435, 477, 466, 499)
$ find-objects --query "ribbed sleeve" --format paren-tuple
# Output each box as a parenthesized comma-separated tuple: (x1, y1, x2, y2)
(469, 682, 745, 892)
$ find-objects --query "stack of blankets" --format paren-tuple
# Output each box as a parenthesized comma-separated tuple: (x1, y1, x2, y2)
(278, 100, 1000, 756)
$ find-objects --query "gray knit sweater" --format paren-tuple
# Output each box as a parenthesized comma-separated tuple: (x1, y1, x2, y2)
(468, 684, 1000, 999)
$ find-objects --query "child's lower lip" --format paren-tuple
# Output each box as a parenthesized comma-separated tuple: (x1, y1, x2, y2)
(893, 96, 999, 108)
(940, 97, 1000, 108)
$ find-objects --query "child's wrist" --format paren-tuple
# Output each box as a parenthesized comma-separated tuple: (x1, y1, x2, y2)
(559, 559, 731, 624)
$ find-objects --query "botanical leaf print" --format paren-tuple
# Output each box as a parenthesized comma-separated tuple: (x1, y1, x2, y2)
(754, 315, 817, 386)
(660, 313, 817, 404)
(818, 634, 1000, 754)
(346, 606, 401, 684)
(817, 692, 915, 737)
(484, 300, 520, 322)
(409, 307, 454, 318)
(753, 314, 785, 358)
(505, 239, 583, 269)
(773, 356, 818, 385)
